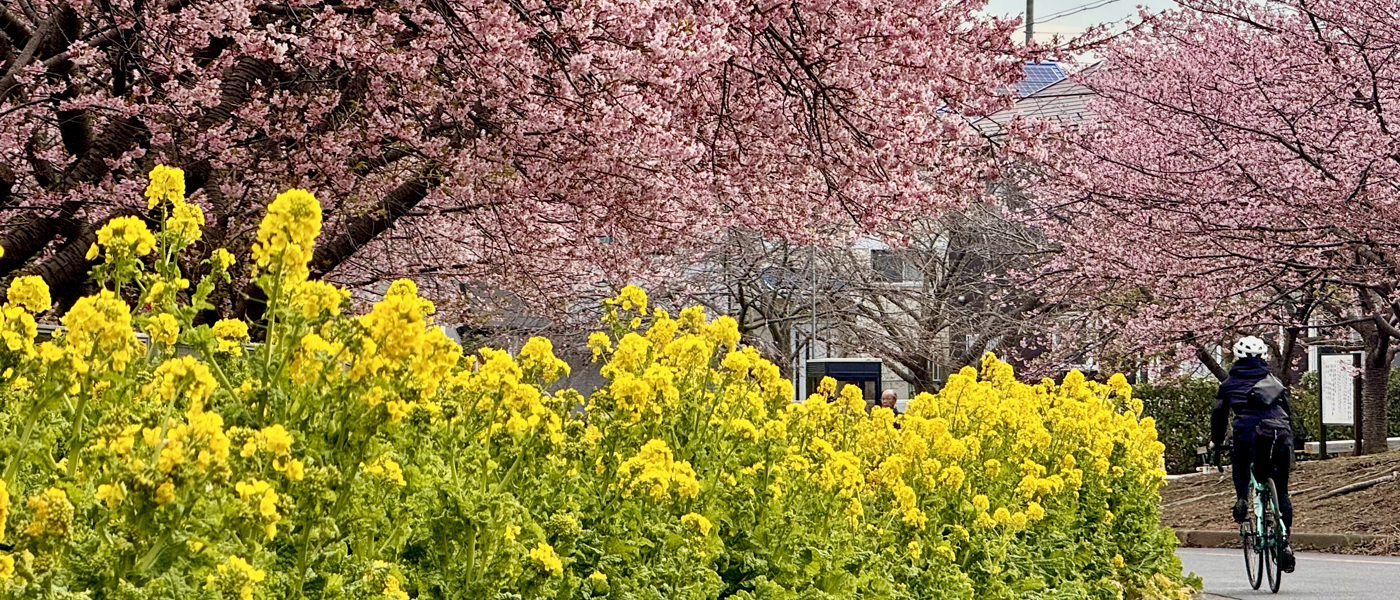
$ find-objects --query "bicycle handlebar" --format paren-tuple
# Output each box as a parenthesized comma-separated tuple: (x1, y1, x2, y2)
(1212, 444, 1233, 470)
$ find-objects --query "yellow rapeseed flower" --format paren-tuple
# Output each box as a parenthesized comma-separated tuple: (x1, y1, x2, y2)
(251, 188, 322, 282)
(617, 439, 699, 501)
(155, 481, 176, 505)
(145, 355, 217, 405)
(95, 216, 156, 258)
(145, 313, 180, 348)
(681, 512, 712, 537)
(7, 276, 50, 313)
(145, 165, 186, 208)
(211, 319, 248, 355)
(96, 483, 125, 509)
(211, 248, 237, 271)
(529, 541, 564, 576)
(25, 487, 74, 539)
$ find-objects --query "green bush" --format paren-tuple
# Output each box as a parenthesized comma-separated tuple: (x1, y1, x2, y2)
(1136, 379, 1218, 474)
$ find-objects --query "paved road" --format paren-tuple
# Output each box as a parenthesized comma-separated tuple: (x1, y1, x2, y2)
(1179, 548, 1400, 599)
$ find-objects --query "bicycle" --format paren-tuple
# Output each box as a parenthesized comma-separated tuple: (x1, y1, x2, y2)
(1214, 445, 1287, 593)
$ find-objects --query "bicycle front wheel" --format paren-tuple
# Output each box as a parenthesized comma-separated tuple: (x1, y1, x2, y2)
(1262, 478, 1283, 593)
(1243, 489, 1263, 590)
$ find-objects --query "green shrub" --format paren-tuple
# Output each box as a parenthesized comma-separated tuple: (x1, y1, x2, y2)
(1136, 379, 1218, 474)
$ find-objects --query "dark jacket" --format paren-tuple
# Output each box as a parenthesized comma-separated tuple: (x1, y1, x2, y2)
(1211, 357, 1292, 446)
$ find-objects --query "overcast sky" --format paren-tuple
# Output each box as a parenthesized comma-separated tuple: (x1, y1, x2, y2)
(983, 0, 1178, 45)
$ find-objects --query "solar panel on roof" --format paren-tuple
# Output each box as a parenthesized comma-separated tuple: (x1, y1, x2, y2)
(1012, 62, 1068, 97)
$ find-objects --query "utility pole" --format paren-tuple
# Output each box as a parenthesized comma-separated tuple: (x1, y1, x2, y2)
(1025, 0, 1034, 44)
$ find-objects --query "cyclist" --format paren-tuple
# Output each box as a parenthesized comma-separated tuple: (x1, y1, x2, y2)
(1210, 336, 1296, 572)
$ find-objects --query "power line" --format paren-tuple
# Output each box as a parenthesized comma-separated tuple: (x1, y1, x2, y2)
(1038, 0, 1124, 24)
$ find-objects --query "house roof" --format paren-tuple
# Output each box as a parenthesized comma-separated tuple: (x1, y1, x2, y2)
(974, 62, 1101, 137)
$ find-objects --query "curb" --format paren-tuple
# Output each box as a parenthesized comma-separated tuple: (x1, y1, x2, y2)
(1175, 529, 1389, 550)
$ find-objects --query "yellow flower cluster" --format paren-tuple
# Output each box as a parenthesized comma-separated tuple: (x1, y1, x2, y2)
(7, 276, 50, 314)
(144, 356, 218, 405)
(211, 248, 236, 271)
(680, 512, 712, 537)
(529, 541, 564, 576)
(240, 424, 304, 480)
(234, 479, 280, 539)
(361, 456, 407, 487)
(0, 279, 43, 355)
(23, 487, 73, 540)
(145, 277, 190, 309)
(145, 313, 180, 347)
(383, 574, 410, 600)
(143, 165, 205, 245)
(617, 439, 700, 501)
(518, 337, 571, 383)
(145, 165, 186, 208)
(206, 555, 265, 600)
(144, 402, 231, 473)
(351, 280, 460, 407)
(471, 348, 564, 443)
(289, 279, 348, 319)
(95, 482, 125, 509)
(166, 200, 205, 244)
(59, 290, 142, 375)
(251, 188, 321, 283)
(91, 216, 156, 260)
(606, 285, 648, 313)
(211, 319, 248, 355)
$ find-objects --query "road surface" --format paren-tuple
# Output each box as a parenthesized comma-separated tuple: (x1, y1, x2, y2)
(1179, 547, 1400, 599)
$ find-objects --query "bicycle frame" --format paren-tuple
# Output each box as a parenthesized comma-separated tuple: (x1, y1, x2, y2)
(1246, 469, 1287, 550)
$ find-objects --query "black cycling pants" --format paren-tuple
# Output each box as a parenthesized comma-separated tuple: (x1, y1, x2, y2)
(1232, 429, 1293, 534)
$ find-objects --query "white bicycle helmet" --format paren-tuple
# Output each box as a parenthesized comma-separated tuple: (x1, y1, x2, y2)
(1233, 336, 1268, 359)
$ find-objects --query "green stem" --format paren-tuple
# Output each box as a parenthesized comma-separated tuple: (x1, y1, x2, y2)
(463, 521, 478, 591)
(292, 500, 318, 599)
(137, 532, 172, 574)
(62, 391, 91, 476)
(3, 400, 47, 486)
(205, 347, 238, 396)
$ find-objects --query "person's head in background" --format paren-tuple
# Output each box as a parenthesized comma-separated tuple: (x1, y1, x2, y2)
(880, 389, 898, 410)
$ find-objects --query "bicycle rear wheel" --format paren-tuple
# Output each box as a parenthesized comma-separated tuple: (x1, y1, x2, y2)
(1262, 478, 1283, 593)
(1243, 489, 1263, 590)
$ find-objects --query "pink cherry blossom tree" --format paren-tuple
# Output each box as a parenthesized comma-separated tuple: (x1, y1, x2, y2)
(1029, 0, 1400, 452)
(0, 0, 1029, 318)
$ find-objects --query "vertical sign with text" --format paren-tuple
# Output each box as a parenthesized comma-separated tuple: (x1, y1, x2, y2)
(1319, 352, 1361, 426)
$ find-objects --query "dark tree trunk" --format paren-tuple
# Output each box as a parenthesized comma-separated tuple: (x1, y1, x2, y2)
(309, 169, 442, 278)
(199, 56, 275, 128)
(1361, 335, 1391, 455)
(0, 213, 75, 274)
(1196, 346, 1228, 382)
(0, 163, 15, 206)
(886, 357, 941, 396)
(56, 116, 147, 190)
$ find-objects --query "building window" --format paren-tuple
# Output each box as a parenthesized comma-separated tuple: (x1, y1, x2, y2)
(870, 250, 906, 282)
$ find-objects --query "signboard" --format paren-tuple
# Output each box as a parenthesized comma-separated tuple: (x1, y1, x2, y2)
(1319, 352, 1361, 426)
